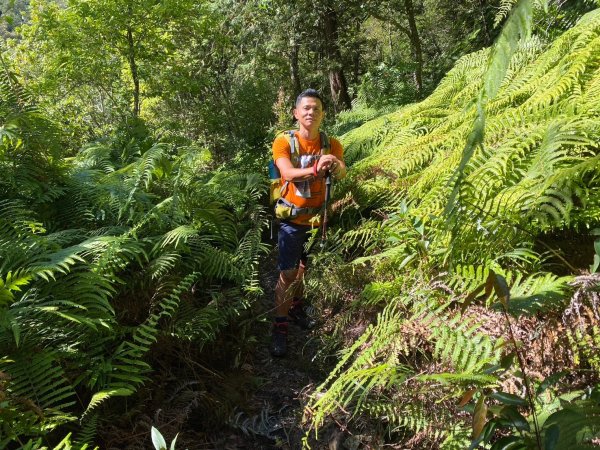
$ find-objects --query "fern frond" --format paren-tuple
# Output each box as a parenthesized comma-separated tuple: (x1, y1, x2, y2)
(158, 225, 198, 250)
(0, 349, 77, 423)
(81, 388, 134, 420)
(495, 0, 519, 28)
(74, 413, 100, 449)
(106, 272, 200, 392)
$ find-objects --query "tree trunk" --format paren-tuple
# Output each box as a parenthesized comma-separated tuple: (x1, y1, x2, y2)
(352, 19, 361, 87)
(328, 70, 351, 112)
(289, 38, 302, 96)
(478, 0, 492, 45)
(353, 49, 360, 88)
(322, 7, 352, 113)
(126, 23, 140, 118)
(404, 0, 423, 96)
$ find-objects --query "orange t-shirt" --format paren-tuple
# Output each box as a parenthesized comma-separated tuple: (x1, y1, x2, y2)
(272, 131, 343, 226)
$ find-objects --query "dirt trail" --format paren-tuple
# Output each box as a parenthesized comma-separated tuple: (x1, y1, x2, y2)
(222, 251, 331, 449)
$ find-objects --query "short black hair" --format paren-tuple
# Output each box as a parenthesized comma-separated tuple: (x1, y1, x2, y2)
(295, 89, 325, 110)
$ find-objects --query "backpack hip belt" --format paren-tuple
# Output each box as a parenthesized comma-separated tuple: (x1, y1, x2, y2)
(274, 197, 321, 220)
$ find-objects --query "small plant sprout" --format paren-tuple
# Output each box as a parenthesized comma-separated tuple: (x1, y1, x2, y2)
(151, 426, 179, 450)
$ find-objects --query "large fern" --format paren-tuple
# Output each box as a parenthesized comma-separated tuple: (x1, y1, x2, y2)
(305, 5, 600, 447)
(0, 57, 268, 447)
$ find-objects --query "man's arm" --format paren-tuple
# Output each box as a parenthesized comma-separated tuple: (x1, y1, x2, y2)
(329, 154, 346, 179)
(276, 156, 341, 182)
(325, 138, 346, 180)
(275, 157, 315, 182)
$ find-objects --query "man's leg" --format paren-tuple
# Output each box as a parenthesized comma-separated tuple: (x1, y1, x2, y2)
(274, 268, 299, 317)
(287, 252, 315, 329)
(271, 268, 297, 358)
(271, 222, 310, 357)
(291, 254, 307, 300)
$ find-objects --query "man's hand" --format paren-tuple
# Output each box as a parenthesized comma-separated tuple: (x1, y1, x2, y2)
(316, 154, 345, 179)
(316, 154, 340, 174)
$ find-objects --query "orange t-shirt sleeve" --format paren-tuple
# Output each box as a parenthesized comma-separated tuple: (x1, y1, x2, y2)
(330, 138, 343, 161)
(272, 134, 291, 163)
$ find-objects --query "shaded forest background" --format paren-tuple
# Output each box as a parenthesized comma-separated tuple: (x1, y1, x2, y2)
(1, 0, 600, 449)
(2, 0, 591, 156)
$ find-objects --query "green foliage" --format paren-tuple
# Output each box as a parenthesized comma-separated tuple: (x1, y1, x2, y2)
(304, 4, 600, 447)
(342, 8, 600, 262)
(306, 279, 501, 444)
(0, 56, 64, 207)
(9, 0, 280, 160)
(476, 376, 600, 449)
(0, 58, 268, 446)
(356, 63, 418, 108)
(1, 0, 599, 447)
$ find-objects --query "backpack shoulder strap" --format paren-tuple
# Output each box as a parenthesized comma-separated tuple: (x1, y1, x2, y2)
(320, 131, 330, 155)
(278, 131, 300, 197)
(285, 130, 295, 153)
(285, 130, 300, 166)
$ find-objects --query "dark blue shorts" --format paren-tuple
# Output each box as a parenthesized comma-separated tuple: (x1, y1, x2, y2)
(278, 221, 312, 271)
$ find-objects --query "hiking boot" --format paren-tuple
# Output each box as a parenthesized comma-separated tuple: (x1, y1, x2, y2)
(271, 321, 288, 357)
(288, 299, 316, 330)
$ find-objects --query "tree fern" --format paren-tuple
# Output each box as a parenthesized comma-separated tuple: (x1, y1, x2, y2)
(339, 8, 600, 268)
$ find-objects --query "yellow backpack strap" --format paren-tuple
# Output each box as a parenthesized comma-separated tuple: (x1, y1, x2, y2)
(275, 198, 322, 220)
(280, 130, 300, 198)
(285, 130, 300, 167)
(320, 131, 330, 155)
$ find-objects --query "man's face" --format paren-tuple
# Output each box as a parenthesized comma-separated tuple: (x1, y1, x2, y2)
(293, 96, 324, 132)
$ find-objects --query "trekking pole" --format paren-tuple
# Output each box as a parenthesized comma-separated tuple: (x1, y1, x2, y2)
(320, 170, 332, 249)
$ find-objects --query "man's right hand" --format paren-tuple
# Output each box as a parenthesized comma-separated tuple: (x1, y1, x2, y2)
(316, 154, 341, 176)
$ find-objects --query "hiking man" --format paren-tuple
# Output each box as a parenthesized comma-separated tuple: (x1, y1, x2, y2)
(271, 89, 346, 357)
